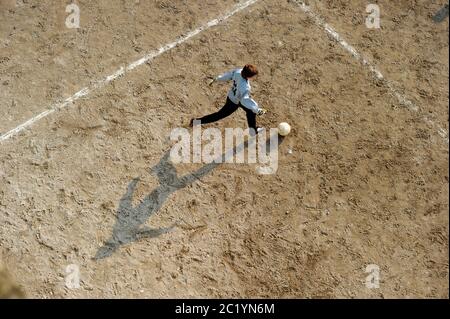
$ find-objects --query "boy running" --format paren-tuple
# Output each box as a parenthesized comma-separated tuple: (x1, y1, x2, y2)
(190, 64, 267, 135)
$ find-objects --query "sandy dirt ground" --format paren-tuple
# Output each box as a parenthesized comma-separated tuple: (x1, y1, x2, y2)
(0, 0, 448, 298)
(0, 263, 24, 298)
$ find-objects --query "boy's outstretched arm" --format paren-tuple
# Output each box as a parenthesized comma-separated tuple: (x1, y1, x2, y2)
(208, 69, 237, 86)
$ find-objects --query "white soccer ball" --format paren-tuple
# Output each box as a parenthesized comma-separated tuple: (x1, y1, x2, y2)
(278, 122, 291, 136)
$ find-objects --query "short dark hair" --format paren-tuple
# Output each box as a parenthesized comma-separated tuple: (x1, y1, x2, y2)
(241, 64, 258, 79)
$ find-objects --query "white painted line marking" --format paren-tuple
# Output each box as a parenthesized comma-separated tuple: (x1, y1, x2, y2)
(0, 0, 260, 143)
(293, 0, 449, 144)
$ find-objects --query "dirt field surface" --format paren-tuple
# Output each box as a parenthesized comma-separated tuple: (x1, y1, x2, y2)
(0, 0, 448, 298)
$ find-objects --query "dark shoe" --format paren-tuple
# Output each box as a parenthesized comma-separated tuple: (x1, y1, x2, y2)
(190, 119, 202, 127)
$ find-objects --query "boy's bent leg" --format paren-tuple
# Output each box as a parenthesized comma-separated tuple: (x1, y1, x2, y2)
(243, 107, 257, 131)
(195, 98, 239, 125)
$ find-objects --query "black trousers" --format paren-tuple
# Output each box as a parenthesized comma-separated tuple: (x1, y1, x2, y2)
(196, 97, 256, 130)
